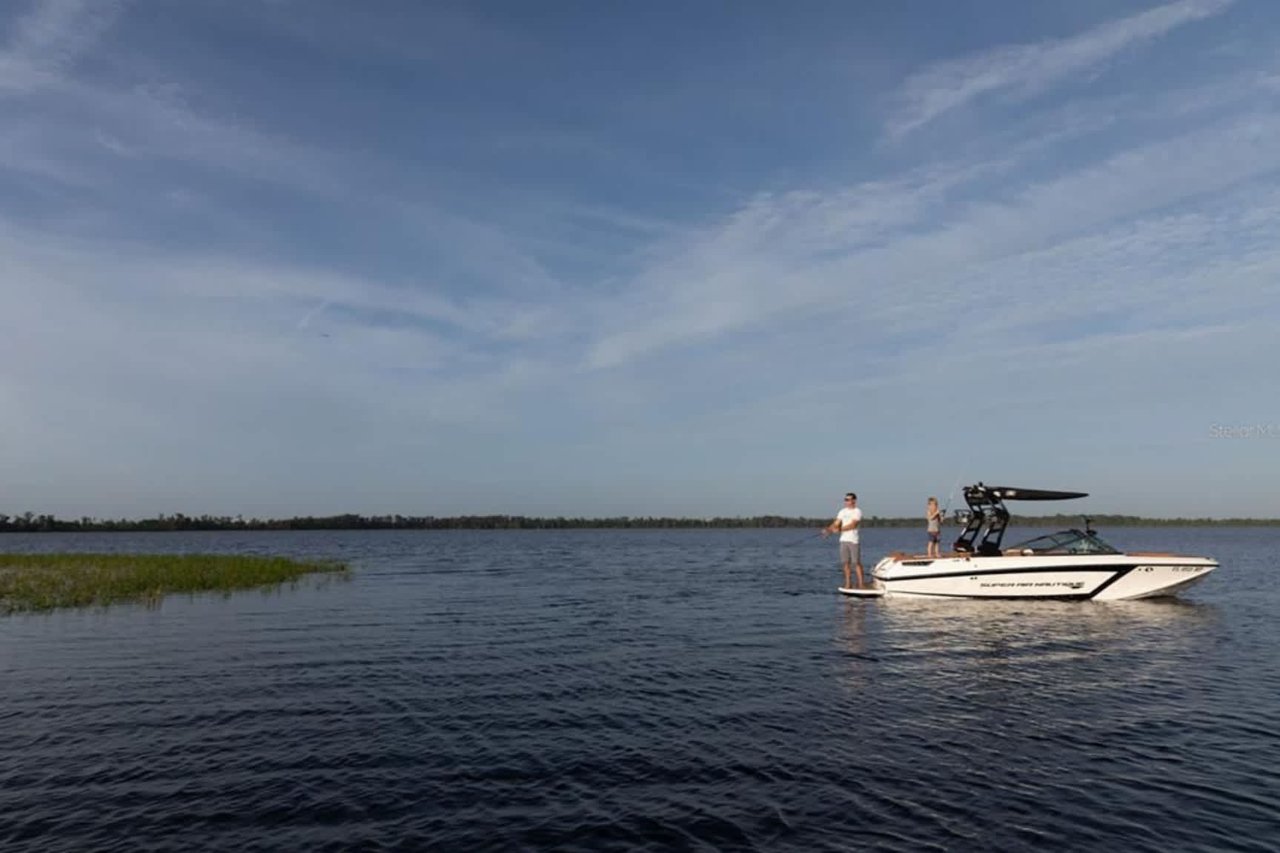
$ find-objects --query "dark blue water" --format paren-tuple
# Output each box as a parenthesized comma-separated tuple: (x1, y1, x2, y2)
(1, 527, 1278, 851)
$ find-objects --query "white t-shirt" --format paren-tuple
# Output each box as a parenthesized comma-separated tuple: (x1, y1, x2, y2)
(836, 507, 862, 543)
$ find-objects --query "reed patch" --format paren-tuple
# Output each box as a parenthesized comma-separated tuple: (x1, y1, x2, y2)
(0, 553, 348, 614)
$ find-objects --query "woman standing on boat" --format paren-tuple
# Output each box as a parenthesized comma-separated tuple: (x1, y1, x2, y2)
(926, 496, 942, 558)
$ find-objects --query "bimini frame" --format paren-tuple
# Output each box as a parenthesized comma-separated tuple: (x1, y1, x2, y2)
(952, 483, 1089, 556)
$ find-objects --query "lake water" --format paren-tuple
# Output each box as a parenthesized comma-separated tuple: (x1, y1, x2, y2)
(1, 527, 1278, 851)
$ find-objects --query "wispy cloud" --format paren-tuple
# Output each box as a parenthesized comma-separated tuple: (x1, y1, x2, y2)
(886, 0, 1233, 138)
(0, 2, 590, 310)
(586, 68, 1280, 371)
(0, 0, 343, 200)
(0, 0, 125, 93)
(0, 220, 563, 488)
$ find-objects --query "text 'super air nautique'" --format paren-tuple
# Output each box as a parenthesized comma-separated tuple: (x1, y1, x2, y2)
(871, 483, 1217, 600)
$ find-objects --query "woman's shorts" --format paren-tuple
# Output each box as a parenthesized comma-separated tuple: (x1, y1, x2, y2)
(928, 531, 941, 543)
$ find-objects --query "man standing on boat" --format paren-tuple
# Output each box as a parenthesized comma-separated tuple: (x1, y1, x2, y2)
(823, 492, 864, 589)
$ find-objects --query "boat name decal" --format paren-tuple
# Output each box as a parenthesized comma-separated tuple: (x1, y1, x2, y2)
(977, 580, 1087, 589)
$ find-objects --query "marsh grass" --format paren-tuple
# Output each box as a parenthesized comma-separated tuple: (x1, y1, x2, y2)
(0, 553, 349, 614)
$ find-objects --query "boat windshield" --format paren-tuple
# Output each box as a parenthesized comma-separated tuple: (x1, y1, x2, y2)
(1008, 529, 1119, 555)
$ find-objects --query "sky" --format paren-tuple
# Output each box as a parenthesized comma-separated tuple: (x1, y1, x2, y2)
(1, 0, 1278, 520)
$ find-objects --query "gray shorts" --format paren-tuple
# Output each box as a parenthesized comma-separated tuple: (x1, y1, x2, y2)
(840, 541, 861, 565)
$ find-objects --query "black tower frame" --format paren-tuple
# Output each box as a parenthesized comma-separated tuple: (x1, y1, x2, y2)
(953, 483, 1009, 556)
(951, 483, 1089, 556)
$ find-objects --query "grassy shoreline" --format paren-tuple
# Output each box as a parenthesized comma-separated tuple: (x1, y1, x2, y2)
(0, 553, 348, 614)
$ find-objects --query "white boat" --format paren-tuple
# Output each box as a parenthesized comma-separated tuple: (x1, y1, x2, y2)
(872, 483, 1217, 600)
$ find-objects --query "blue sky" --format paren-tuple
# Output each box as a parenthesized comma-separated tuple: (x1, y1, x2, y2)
(1, 0, 1278, 519)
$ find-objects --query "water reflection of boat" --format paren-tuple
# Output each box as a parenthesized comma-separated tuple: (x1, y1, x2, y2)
(879, 595, 1219, 633)
(873, 484, 1217, 600)
(842, 597, 1220, 670)
(833, 596, 1222, 727)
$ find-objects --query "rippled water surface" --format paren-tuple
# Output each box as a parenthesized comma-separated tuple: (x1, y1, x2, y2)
(2, 527, 1278, 851)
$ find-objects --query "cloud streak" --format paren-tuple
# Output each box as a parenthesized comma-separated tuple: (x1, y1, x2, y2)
(886, 0, 1234, 138)
(584, 63, 1280, 372)
(0, 0, 125, 93)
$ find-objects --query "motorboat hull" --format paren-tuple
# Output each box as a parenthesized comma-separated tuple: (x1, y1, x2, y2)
(872, 554, 1217, 600)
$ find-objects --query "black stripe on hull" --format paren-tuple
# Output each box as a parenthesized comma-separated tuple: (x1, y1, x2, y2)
(1086, 566, 1137, 599)
(885, 564, 1139, 582)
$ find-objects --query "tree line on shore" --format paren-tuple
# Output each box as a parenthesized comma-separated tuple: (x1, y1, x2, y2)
(0, 511, 1275, 533)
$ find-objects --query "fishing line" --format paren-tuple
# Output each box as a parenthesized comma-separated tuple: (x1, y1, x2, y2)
(782, 530, 826, 547)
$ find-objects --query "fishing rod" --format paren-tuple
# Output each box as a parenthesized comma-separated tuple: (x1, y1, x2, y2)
(941, 473, 963, 519)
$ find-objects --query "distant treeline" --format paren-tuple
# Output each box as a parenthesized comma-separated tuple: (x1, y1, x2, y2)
(1, 511, 1276, 533)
